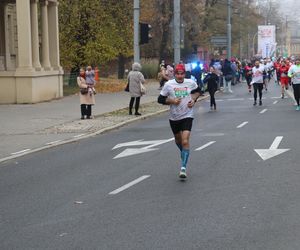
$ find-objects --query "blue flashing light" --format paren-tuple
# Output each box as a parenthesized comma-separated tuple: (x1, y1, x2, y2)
(191, 62, 204, 70)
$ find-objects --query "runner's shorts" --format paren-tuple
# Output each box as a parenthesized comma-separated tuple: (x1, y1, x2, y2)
(280, 78, 289, 86)
(169, 118, 193, 134)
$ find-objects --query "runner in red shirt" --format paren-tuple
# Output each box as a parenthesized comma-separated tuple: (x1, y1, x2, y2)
(279, 60, 290, 98)
(274, 58, 281, 85)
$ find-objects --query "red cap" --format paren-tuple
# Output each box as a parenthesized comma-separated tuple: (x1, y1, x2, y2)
(175, 64, 185, 73)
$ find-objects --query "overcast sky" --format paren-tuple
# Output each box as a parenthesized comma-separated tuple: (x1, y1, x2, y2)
(275, 0, 300, 21)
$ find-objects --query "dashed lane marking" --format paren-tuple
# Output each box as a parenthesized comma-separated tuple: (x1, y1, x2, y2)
(195, 141, 216, 151)
(260, 109, 268, 114)
(237, 121, 249, 128)
(109, 175, 151, 195)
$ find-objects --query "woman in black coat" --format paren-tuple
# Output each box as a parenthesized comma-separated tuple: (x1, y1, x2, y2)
(203, 66, 218, 110)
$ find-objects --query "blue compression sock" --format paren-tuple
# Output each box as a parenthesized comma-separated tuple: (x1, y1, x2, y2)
(176, 143, 183, 152)
(181, 149, 190, 169)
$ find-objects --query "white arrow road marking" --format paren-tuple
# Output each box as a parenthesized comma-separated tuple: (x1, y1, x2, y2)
(112, 140, 170, 150)
(109, 175, 151, 195)
(254, 136, 290, 161)
(260, 109, 268, 114)
(195, 141, 216, 151)
(113, 138, 174, 159)
(237, 121, 249, 128)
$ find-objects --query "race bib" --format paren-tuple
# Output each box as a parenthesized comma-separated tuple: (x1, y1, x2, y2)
(174, 87, 189, 98)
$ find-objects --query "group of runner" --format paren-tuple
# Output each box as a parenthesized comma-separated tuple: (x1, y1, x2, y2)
(244, 57, 300, 108)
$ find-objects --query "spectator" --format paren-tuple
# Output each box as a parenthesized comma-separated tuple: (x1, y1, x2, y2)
(77, 68, 95, 119)
(85, 65, 96, 95)
(128, 62, 146, 116)
(222, 59, 233, 93)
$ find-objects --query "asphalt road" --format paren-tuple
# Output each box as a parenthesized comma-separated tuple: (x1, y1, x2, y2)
(1, 82, 300, 250)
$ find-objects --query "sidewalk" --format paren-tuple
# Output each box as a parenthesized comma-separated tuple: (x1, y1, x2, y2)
(0, 81, 167, 162)
(0, 80, 210, 163)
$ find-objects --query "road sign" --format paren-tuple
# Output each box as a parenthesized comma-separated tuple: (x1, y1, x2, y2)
(211, 36, 227, 47)
(254, 136, 290, 161)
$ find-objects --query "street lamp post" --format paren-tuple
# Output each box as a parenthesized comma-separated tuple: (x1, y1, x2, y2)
(174, 0, 181, 64)
(133, 0, 140, 63)
(252, 32, 258, 57)
(227, 0, 232, 60)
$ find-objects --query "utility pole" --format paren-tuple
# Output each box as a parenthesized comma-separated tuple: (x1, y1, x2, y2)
(174, 0, 181, 64)
(133, 0, 140, 63)
(227, 0, 232, 60)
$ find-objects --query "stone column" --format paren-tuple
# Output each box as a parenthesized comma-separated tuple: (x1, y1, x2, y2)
(4, 4, 12, 70)
(30, 0, 41, 70)
(41, 0, 51, 70)
(16, 0, 33, 72)
(48, 1, 62, 71)
(0, 3, 6, 70)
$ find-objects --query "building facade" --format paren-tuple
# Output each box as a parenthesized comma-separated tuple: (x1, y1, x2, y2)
(0, 0, 63, 104)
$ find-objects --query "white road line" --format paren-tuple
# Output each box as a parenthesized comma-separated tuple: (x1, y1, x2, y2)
(273, 100, 278, 104)
(201, 133, 224, 137)
(11, 149, 31, 155)
(237, 121, 249, 128)
(109, 175, 151, 195)
(270, 96, 281, 99)
(260, 109, 268, 114)
(248, 97, 267, 100)
(46, 140, 62, 145)
(228, 98, 244, 101)
(73, 134, 86, 138)
(195, 141, 216, 151)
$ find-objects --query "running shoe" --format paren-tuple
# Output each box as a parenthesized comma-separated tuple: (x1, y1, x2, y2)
(253, 101, 257, 106)
(296, 106, 300, 111)
(259, 100, 262, 106)
(179, 168, 187, 179)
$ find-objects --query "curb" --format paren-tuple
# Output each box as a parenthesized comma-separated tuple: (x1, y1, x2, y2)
(0, 95, 209, 164)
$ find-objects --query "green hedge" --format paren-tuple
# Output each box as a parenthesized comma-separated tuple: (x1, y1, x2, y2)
(141, 63, 159, 79)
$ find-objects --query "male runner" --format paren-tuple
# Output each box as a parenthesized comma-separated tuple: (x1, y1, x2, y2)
(158, 64, 201, 179)
(288, 58, 300, 110)
(251, 60, 264, 106)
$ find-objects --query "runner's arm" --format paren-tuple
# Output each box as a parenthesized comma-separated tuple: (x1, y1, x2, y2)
(158, 95, 181, 105)
(191, 86, 201, 102)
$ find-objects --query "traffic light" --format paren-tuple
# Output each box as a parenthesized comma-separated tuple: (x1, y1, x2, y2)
(140, 23, 152, 45)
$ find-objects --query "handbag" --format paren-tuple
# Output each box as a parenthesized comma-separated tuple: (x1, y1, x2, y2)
(80, 88, 88, 95)
(140, 83, 146, 95)
(124, 81, 129, 92)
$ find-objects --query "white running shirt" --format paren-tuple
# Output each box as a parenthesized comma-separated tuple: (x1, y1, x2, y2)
(252, 65, 264, 84)
(160, 78, 198, 121)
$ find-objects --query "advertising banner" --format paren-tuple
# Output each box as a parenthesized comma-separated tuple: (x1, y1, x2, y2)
(257, 25, 276, 58)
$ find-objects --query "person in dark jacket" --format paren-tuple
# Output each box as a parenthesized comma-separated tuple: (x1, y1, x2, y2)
(222, 59, 233, 93)
(191, 61, 203, 94)
(203, 66, 218, 110)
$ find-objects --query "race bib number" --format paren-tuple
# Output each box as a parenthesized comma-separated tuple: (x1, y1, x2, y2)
(174, 87, 189, 98)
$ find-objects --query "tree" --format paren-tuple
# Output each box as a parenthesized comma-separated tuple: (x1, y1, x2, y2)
(59, 0, 133, 74)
